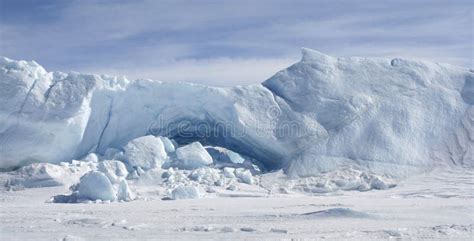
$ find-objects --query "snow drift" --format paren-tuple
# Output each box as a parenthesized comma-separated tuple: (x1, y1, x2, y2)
(0, 49, 472, 177)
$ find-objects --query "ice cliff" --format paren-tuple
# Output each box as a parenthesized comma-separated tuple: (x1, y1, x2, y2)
(0, 48, 472, 176)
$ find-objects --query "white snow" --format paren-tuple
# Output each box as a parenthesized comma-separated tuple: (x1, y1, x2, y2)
(1, 168, 473, 240)
(173, 142, 213, 170)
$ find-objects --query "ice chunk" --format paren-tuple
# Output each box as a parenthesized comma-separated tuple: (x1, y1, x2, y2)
(206, 147, 245, 164)
(173, 142, 213, 170)
(223, 167, 236, 178)
(227, 151, 245, 164)
(159, 136, 176, 153)
(205, 146, 262, 175)
(170, 185, 201, 200)
(189, 167, 223, 186)
(76, 171, 116, 201)
(122, 135, 168, 170)
(82, 153, 99, 163)
(235, 168, 253, 184)
(97, 160, 128, 184)
(281, 167, 397, 193)
(52, 169, 135, 202)
(164, 168, 190, 185)
(369, 176, 392, 190)
(116, 179, 135, 201)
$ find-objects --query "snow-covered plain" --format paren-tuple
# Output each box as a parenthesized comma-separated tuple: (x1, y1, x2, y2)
(0, 49, 473, 240)
(0, 168, 473, 240)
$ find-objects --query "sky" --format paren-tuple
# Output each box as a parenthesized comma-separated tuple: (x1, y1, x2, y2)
(0, 0, 472, 86)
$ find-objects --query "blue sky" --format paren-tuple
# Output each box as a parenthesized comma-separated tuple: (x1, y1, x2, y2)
(0, 0, 472, 86)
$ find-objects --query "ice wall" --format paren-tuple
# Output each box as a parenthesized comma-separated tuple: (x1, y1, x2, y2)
(0, 49, 472, 175)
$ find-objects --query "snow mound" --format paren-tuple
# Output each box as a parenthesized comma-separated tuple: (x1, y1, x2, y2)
(170, 185, 201, 200)
(260, 168, 397, 194)
(172, 142, 213, 170)
(76, 171, 117, 201)
(52, 167, 135, 203)
(292, 168, 396, 193)
(5, 162, 93, 189)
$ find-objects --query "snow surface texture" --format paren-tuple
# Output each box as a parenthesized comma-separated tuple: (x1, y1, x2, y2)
(1, 168, 473, 240)
(0, 49, 472, 177)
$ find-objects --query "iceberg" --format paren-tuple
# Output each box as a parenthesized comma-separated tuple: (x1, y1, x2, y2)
(172, 142, 213, 170)
(263, 49, 473, 175)
(0, 49, 472, 178)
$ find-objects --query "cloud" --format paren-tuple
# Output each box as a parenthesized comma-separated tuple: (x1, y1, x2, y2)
(0, 0, 472, 87)
(83, 57, 298, 87)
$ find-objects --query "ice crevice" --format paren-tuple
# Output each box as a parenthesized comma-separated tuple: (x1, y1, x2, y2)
(43, 77, 63, 105)
(17, 78, 38, 116)
(95, 96, 114, 153)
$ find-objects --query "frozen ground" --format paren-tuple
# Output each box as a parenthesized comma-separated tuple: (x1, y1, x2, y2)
(1, 168, 473, 240)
